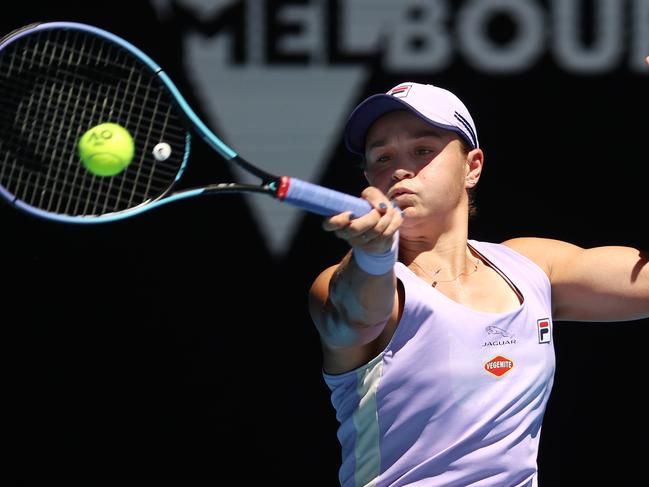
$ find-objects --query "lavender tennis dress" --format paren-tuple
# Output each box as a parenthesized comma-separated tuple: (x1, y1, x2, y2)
(323, 240, 555, 487)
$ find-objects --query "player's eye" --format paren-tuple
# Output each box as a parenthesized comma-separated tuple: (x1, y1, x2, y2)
(370, 154, 391, 164)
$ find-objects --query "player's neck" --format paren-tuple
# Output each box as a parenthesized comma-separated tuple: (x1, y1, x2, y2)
(399, 208, 469, 263)
(399, 228, 470, 269)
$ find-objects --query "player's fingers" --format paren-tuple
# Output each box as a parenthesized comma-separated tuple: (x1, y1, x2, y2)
(351, 206, 402, 253)
(375, 208, 403, 242)
(360, 205, 397, 241)
(323, 187, 392, 244)
(345, 186, 392, 237)
(322, 211, 354, 232)
(381, 210, 404, 239)
(360, 187, 391, 215)
(339, 209, 381, 240)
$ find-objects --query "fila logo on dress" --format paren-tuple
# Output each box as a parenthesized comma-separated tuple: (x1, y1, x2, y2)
(537, 318, 552, 344)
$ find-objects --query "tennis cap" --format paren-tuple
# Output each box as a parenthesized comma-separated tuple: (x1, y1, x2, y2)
(344, 82, 479, 155)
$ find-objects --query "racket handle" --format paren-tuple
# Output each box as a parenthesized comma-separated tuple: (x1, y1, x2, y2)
(277, 177, 372, 218)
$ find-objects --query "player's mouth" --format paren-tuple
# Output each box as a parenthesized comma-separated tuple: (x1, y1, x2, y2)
(388, 187, 414, 199)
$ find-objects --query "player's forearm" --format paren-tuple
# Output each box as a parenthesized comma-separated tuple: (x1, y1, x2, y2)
(329, 250, 396, 323)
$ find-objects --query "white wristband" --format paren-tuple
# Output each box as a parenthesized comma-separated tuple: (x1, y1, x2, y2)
(352, 234, 399, 276)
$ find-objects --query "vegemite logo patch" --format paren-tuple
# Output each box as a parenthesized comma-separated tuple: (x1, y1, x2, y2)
(537, 318, 552, 344)
(484, 355, 514, 377)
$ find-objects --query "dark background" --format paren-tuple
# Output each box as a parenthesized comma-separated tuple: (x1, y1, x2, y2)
(4, 2, 648, 486)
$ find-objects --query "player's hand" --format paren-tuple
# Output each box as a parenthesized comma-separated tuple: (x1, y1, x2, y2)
(322, 186, 402, 254)
(646, 56, 649, 67)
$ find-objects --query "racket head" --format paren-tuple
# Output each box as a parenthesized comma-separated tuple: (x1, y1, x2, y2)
(0, 22, 192, 223)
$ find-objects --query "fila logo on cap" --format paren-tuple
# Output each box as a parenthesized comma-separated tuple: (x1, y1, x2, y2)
(387, 84, 412, 98)
(537, 318, 552, 344)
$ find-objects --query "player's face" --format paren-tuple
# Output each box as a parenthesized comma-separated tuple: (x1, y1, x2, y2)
(363, 110, 470, 220)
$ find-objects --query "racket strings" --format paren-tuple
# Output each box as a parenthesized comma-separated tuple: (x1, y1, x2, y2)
(0, 27, 187, 217)
(1, 83, 183, 214)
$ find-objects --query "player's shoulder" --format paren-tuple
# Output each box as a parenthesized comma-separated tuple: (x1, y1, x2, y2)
(500, 236, 583, 276)
(501, 236, 556, 250)
(500, 236, 581, 252)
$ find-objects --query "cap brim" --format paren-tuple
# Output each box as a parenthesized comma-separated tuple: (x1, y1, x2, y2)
(344, 94, 413, 155)
(344, 94, 472, 155)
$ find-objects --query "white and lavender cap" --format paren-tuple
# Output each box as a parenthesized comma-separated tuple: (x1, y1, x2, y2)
(344, 82, 479, 155)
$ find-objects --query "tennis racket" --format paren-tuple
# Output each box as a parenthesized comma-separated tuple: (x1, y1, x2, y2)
(0, 21, 372, 223)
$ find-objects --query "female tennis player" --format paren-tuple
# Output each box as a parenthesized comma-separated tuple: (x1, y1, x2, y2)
(308, 58, 649, 487)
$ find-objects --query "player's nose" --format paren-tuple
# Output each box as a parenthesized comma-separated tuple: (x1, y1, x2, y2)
(392, 168, 415, 181)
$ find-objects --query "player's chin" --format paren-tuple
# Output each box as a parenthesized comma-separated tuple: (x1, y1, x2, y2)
(397, 201, 415, 213)
(397, 206, 416, 221)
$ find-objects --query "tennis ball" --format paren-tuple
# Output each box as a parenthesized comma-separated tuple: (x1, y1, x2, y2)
(78, 123, 135, 176)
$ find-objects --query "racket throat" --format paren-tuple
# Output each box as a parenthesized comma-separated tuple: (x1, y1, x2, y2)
(232, 155, 276, 182)
(229, 154, 289, 199)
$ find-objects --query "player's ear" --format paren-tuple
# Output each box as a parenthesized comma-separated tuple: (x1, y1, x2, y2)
(465, 148, 483, 188)
(361, 156, 371, 184)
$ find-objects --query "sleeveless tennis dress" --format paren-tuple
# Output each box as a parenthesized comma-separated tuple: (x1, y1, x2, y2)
(323, 240, 555, 487)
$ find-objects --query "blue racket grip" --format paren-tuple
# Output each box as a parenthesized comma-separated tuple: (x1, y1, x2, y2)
(278, 177, 372, 218)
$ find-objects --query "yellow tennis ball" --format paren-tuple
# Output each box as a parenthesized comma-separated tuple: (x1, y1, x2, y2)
(78, 123, 135, 176)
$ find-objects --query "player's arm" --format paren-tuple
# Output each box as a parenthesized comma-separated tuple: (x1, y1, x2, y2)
(309, 188, 401, 372)
(503, 237, 649, 322)
(309, 254, 397, 346)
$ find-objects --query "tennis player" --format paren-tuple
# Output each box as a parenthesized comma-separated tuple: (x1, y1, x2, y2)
(308, 60, 649, 487)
